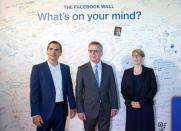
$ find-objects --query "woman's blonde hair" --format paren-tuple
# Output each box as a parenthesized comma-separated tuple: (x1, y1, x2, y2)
(132, 49, 145, 57)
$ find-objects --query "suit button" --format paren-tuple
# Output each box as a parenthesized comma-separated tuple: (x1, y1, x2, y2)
(99, 99, 102, 103)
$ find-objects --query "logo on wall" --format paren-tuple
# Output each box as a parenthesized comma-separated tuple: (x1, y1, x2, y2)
(158, 122, 167, 131)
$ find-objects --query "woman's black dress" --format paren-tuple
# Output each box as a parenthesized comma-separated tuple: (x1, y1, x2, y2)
(126, 74, 155, 131)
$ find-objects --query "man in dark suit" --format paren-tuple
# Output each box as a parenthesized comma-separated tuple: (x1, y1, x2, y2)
(76, 41, 118, 131)
(30, 41, 76, 131)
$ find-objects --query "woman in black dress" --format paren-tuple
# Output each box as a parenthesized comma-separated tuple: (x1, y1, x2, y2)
(121, 49, 157, 131)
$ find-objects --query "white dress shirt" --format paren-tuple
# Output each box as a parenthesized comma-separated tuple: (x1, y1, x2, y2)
(48, 61, 64, 102)
(90, 61, 102, 86)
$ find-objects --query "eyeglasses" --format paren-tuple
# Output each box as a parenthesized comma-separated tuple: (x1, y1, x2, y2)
(88, 50, 101, 53)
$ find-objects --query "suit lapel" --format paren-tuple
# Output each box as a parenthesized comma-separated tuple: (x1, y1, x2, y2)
(140, 66, 146, 97)
(60, 63, 65, 94)
(130, 67, 134, 96)
(44, 62, 55, 91)
(87, 62, 99, 89)
(99, 62, 105, 89)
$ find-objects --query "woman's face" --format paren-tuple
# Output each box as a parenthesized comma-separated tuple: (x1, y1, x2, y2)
(132, 53, 143, 66)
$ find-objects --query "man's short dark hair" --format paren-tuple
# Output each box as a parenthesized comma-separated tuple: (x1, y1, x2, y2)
(47, 41, 62, 52)
(88, 41, 103, 52)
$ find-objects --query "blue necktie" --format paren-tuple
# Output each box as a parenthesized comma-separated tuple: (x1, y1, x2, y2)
(95, 64, 99, 87)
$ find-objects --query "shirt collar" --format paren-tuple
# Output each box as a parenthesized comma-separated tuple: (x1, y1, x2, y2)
(90, 61, 102, 68)
(47, 61, 60, 68)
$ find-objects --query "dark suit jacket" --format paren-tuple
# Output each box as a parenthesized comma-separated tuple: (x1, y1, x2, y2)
(30, 61, 76, 120)
(76, 62, 118, 119)
(121, 66, 157, 107)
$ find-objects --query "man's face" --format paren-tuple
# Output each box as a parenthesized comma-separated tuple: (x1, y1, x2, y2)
(88, 44, 102, 63)
(47, 43, 61, 62)
(116, 27, 121, 32)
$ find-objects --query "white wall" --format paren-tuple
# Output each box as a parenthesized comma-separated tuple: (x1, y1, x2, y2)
(0, 0, 181, 131)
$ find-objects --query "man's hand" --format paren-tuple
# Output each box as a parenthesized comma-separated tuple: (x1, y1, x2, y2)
(70, 109, 76, 119)
(131, 101, 141, 108)
(110, 109, 118, 118)
(32, 115, 44, 127)
(77, 113, 86, 120)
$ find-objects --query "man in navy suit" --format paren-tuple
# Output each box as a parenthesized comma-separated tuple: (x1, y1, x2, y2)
(30, 41, 76, 131)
